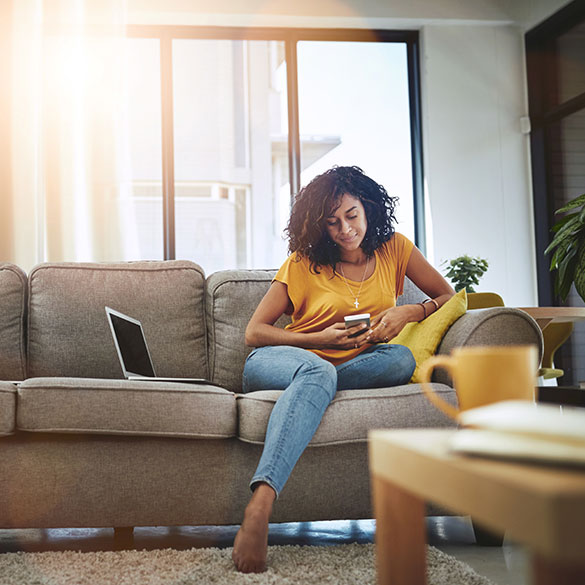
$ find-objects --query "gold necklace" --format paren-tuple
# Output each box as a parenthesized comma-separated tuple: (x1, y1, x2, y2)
(339, 257, 370, 309)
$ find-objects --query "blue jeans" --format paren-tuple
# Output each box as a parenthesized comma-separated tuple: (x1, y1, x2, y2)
(242, 344, 415, 497)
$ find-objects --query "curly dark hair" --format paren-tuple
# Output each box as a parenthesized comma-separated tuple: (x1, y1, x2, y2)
(285, 166, 399, 273)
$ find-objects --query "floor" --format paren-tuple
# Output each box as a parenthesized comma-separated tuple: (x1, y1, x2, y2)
(0, 517, 528, 584)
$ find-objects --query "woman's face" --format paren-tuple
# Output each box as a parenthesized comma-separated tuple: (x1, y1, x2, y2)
(324, 193, 368, 255)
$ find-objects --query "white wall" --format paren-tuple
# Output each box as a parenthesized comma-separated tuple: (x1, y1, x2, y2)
(129, 0, 572, 28)
(129, 0, 515, 26)
(421, 24, 537, 305)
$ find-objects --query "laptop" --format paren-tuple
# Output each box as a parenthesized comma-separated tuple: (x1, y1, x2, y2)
(105, 306, 222, 387)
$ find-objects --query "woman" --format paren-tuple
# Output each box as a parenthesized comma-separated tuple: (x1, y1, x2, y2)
(232, 166, 454, 573)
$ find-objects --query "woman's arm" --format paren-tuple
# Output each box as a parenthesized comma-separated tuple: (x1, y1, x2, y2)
(368, 246, 455, 342)
(245, 281, 371, 350)
(405, 246, 455, 307)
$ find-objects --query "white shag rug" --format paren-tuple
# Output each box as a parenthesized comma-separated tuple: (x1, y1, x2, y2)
(0, 543, 495, 585)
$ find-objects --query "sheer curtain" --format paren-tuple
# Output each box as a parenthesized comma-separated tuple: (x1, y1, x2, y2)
(8, 0, 129, 271)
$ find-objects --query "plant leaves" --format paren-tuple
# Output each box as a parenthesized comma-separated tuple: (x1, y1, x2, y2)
(546, 233, 576, 258)
(443, 255, 488, 291)
(555, 250, 578, 302)
(558, 247, 577, 281)
(551, 212, 578, 233)
(549, 239, 575, 269)
(549, 246, 565, 270)
(555, 265, 571, 301)
(548, 193, 585, 302)
(555, 215, 582, 235)
(545, 218, 583, 254)
(555, 193, 585, 214)
(558, 268, 575, 302)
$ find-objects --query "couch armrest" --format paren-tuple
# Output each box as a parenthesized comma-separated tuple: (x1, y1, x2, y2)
(434, 307, 544, 385)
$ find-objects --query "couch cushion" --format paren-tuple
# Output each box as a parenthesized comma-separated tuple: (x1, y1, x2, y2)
(17, 378, 236, 438)
(206, 270, 291, 392)
(0, 263, 27, 381)
(0, 382, 17, 435)
(390, 289, 468, 383)
(27, 261, 208, 379)
(237, 384, 457, 446)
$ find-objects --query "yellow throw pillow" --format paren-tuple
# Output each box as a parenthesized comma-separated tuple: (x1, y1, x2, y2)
(389, 289, 468, 383)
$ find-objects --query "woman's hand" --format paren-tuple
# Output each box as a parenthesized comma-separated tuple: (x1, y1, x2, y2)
(366, 306, 411, 344)
(314, 322, 372, 350)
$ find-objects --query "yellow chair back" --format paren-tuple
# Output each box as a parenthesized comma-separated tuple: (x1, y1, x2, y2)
(467, 292, 505, 310)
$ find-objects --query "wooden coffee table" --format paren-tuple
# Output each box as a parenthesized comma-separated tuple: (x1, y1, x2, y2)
(369, 429, 585, 585)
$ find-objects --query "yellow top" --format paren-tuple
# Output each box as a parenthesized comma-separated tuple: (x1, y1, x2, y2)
(274, 232, 414, 365)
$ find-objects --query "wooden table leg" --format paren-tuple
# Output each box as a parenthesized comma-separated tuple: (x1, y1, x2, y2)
(533, 555, 585, 585)
(372, 474, 426, 585)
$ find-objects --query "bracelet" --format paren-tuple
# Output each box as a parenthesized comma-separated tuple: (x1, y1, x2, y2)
(423, 298, 440, 313)
(417, 302, 427, 321)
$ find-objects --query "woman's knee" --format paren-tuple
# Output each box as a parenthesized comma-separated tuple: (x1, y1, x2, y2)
(338, 343, 415, 389)
(243, 345, 306, 392)
(296, 354, 336, 376)
(243, 346, 336, 394)
(295, 355, 337, 398)
(390, 344, 416, 382)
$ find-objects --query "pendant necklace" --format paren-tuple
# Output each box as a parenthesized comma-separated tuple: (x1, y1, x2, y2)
(339, 257, 370, 309)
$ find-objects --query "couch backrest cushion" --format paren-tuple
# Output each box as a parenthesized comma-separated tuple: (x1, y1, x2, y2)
(27, 261, 208, 379)
(398, 277, 427, 306)
(206, 270, 290, 392)
(0, 263, 27, 381)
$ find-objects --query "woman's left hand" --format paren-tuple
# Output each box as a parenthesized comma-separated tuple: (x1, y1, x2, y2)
(366, 307, 410, 344)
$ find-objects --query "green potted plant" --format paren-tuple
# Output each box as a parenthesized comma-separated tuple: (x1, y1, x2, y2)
(443, 255, 489, 293)
(544, 192, 585, 303)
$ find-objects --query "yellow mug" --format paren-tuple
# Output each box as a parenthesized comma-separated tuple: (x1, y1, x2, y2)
(419, 345, 538, 421)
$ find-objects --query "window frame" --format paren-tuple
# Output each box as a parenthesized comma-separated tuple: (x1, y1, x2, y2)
(525, 1, 585, 305)
(126, 25, 426, 259)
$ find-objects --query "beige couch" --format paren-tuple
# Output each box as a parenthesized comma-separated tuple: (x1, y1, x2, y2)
(0, 260, 543, 532)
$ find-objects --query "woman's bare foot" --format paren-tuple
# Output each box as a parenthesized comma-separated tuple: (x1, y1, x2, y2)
(232, 484, 276, 573)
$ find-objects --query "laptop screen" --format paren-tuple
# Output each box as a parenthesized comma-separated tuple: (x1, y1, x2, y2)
(108, 312, 156, 377)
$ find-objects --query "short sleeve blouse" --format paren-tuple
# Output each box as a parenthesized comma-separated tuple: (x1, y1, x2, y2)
(274, 232, 414, 365)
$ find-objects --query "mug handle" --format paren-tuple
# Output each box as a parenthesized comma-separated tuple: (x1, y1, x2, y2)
(419, 355, 460, 421)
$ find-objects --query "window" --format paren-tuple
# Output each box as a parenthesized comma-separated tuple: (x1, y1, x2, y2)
(526, 0, 585, 386)
(297, 41, 415, 241)
(124, 27, 424, 271)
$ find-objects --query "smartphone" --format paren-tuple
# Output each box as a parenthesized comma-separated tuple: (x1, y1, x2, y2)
(344, 313, 371, 338)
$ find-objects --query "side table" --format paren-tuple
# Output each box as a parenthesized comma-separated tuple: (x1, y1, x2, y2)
(516, 306, 585, 331)
(369, 429, 585, 585)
